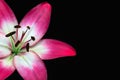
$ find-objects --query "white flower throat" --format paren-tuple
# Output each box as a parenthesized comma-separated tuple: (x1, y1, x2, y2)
(5, 25, 35, 55)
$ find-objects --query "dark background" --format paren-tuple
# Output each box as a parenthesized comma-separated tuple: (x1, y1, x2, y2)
(4, 0, 116, 79)
(5, 0, 82, 80)
(2, 0, 113, 80)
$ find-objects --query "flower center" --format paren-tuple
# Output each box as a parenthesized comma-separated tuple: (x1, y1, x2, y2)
(5, 25, 35, 55)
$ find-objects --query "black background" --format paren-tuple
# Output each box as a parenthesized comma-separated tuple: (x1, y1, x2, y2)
(5, 0, 82, 80)
(2, 0, 114, 80)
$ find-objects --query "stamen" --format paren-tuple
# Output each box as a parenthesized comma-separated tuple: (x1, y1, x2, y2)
(20, 26, 30, 41)
(24, 26, 30, 34)
(14, 25, 21, 28)
(5, 31, 16, 37)
(26, 43, 29, 52)
(24, 36, 36, 45)
(14, 25, 21, 41)
(15, 40, 20, 47)
(31, 36, 35, 41)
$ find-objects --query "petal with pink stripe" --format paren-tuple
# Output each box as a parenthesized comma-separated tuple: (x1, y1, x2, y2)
(0, 56, 15, 80)
(14, 52, 47, 80)
(30, 39, 76, 60)
(19, 2, 51, 46)
(0, 0, 18, 34)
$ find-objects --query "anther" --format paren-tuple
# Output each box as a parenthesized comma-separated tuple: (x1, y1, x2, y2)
(15, 40, 20, 47)
(31, 36, 35, 41)
(5, 31, 16, 37)
(24, 36, 35, 45)
(26, 43, 29, 52)
(14, 25, 21, 28)
(25, 26, 30, 33)
(27, 26, 30, 29)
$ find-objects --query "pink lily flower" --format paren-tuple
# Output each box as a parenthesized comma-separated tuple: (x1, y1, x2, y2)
(0, 0, 76, 80)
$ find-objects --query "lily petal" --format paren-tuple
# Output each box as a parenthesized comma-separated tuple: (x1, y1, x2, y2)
(0, 55, 15, 80)
(0, 33, 11, 58)
(30, 39, 76, 60)
(0, 0, 18, 34)
(14, 51, 47, 80)
(19, 2, 51, 46)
